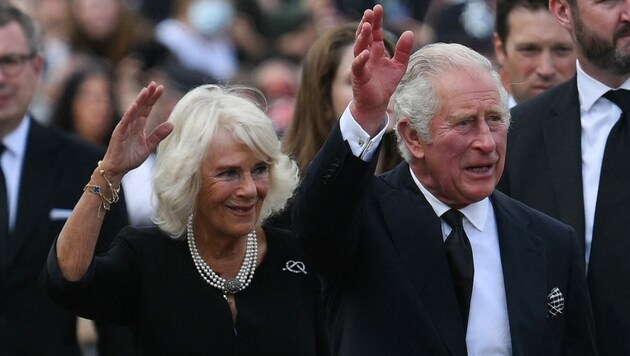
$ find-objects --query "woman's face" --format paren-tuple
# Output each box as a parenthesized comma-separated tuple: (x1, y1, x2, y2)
(195, 129, 270, 240)
(330, 45, 354, 119)
(72, 73, 114, 144)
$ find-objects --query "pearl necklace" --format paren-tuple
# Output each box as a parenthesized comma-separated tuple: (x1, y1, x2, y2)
(186, 215, 258, 294)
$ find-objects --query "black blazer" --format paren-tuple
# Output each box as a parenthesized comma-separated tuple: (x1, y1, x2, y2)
(498, 76, 629, 355)
(0, 118, 129, 355)
(294, 124, 597, 355)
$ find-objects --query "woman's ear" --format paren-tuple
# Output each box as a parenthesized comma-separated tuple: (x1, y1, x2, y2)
(397, 119, 425, 160)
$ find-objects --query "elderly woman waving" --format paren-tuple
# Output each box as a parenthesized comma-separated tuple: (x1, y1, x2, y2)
(44, 83, 327, 355)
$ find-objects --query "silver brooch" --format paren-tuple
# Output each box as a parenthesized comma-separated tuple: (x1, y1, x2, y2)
(283, 260, 308, 274)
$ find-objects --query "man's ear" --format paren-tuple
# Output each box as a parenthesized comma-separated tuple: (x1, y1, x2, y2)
(32, 54, 44, 78)
(493, 32, 507, 68)
(550, 0, 573, 32)
(397, 119, 425, 160)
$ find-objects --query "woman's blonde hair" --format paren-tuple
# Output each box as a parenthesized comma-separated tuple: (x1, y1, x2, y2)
(153, 84, 299, 238)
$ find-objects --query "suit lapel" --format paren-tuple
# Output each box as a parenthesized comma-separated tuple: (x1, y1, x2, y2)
(542, 77, 585, 243)
(492, 192, 547, 356)
(10, 120, 62, 260)
(379, 164, 468, 356)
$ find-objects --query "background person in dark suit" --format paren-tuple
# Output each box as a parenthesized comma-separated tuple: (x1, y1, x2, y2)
(0, 5, 131, 355)
(497, 0, 630, 354)
(293, 5, 597, 355)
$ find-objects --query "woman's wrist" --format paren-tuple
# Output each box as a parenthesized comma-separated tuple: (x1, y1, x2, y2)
(83, 161, 122, 218)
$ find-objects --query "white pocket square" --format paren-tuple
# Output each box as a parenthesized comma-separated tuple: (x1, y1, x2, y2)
(49, 208, 72, 220)
(547, 287, 564, 317)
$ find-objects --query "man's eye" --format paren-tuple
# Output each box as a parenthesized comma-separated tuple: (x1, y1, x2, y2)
(0, 56, 19, 65)
(517, 47, 539, 56)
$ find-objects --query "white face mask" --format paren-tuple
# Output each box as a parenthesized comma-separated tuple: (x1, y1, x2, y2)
(187, 0, 235, 37)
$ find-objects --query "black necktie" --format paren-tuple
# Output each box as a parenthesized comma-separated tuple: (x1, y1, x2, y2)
(442, 209, 474, 329)
(592, 90, 630, 262)
(0, 143, 7, 240)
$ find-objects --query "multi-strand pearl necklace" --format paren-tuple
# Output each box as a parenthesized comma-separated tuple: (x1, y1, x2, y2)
(186, 215, 258, 294)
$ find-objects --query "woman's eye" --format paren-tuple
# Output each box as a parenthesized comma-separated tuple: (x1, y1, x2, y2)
(219, 170, 238, 178)
(253, 165, 269, 177)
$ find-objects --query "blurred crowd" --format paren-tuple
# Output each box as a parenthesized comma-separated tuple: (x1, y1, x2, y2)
(6, 1, 496, 351)
(10, 0, 495, 137)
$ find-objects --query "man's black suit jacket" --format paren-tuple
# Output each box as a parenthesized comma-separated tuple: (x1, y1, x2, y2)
(0, 118, 129, 355)
(498, 76, 628, 355)
(294, 124, 597, 355)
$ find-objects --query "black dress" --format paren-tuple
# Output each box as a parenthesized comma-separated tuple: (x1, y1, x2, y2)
(44, 225, 328, 355)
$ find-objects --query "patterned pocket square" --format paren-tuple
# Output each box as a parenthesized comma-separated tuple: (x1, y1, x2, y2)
(547, 287, 564, 317)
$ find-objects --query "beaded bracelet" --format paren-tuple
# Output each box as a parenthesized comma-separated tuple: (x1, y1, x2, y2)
(84, 161, 121, 218)
(97, 160, 120, 204)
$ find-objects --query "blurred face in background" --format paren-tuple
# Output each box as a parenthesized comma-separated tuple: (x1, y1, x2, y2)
(72, 0, 121, 40)
(36, 0, 71, 39)
(494, 7, 575, 103)
(331, 45, 354, 119)
(0, 21, 42, 137)
(72, 72, 115, 144)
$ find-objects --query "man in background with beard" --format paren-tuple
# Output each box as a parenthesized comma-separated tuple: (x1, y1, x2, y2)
(497, 0, 630, 354)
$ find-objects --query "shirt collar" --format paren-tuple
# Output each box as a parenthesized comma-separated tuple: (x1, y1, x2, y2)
(508, 94, 517, 109)
(577, 60, 630, 111)
(409, 166, 489, 232)
(3, 115, 30, 160)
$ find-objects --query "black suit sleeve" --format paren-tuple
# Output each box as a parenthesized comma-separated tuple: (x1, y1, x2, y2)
(292, 124, 378, 279)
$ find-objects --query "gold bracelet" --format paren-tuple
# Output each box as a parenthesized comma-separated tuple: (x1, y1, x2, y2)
(84, 183, 113, 218)
(97, 160, 120, 204)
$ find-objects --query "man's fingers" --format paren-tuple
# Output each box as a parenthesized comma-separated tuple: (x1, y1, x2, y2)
(352, 49, 370, 84)
(354, 22, 373, 57)
(392, 31, 415, 67)
(371, 4, 384, 42)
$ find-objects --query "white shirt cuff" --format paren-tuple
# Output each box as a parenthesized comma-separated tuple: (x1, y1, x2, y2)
(339, 103, 389, 161)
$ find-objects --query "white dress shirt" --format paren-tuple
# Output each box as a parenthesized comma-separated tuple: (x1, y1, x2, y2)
(508, 94, 517, 109)
(576, 62, 630, 268)
(122, 153, 157, 227)
(1, 116, 29, 233)
(339, 104, 512, 355)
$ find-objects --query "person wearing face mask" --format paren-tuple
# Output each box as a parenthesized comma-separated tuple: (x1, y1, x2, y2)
(154, 0, 238, 84)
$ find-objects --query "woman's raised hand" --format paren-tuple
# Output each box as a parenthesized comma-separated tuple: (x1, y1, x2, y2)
(100, 82, 174, 181)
